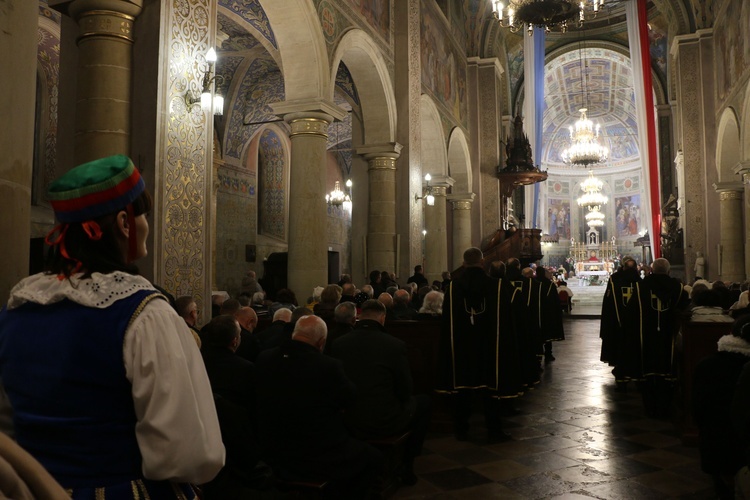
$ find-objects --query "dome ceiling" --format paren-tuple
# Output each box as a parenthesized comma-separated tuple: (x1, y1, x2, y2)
(542, 47, 640, 173)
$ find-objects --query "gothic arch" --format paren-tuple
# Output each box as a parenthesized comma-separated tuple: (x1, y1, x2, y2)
(256, 0, 330, 102)
(419, 95, 448, 177)
(447, 128, 472, 192)
(329, 29, 397, 145)
(716, 107, 741, 182)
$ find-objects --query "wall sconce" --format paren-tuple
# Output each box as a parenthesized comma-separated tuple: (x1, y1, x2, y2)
(185, 47, 225, 116)
(325, 179, 353, 211)
(422, 229, 427, 237)
(414, 173, 435, 206)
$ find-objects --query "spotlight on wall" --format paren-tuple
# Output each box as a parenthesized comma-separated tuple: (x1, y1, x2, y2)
(415, 173, 435, 206)
(185, 47, 225, 115)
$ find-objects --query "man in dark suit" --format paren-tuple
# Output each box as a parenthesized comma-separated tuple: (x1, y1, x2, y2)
(255, 307, 292, 351)
(255, 315, 382, 499)
(233, 306, 260, 362)
(323, 301, 356, 355)
(391, 289, 418, 320)
(407, 265, 428, 289)
(200, 315, 259, 498)
(330, 300, 430, 485)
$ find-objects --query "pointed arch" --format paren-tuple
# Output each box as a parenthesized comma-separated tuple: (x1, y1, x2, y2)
(447, 128, 472, 192)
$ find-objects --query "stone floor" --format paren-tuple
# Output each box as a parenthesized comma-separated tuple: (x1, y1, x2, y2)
(394, 319, 715, 499)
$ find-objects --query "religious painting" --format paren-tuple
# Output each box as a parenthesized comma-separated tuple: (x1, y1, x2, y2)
(715, 0, 750, 104)
(615, 195, 641, 237)
(346, 0, 391, 42)
(420, 0, 468, 126)
(547, 199, 571, 239)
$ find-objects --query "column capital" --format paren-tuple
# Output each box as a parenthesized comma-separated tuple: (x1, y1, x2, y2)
(271, 98, 348, 122)
(448, 192, 475, 211)
(425, 174, 454, 189)
(430, 186, 448, 197)
(671, 28, 713, 57)
(733, 160, 750, 176)
(284, 112, 333, 139)
(52, 0, 143, 18)
(356, 142, 403, 161)
(713, 181, 744, 197)
(467, 57, 504, 78)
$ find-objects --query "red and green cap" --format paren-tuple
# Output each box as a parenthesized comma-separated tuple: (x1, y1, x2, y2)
(48, 155, 145, 223)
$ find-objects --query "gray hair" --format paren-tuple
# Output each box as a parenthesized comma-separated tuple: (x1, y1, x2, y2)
(272, 307, 293, 322)
(419, 290, 444, 315)
(652, 258, 670, 275)
(292, 315, 328, 344)
(334, 302, 356, 324)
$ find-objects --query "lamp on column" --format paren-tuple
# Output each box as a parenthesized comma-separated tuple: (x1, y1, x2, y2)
(415, 174, 435, 206)
(185, 47, 225, 116)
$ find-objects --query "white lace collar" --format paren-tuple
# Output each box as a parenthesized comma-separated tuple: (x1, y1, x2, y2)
(7, 272, 157, 310)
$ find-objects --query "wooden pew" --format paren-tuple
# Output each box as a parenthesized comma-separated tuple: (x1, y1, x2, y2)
(679, 314, 734, 445)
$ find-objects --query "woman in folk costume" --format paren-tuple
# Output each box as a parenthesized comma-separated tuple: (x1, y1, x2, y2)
(0, 155, 224, 499)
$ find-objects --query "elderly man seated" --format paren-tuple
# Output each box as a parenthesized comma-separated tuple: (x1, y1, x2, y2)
(255, 315, 382, 498)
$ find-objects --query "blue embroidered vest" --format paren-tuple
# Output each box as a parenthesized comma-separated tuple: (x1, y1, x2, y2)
(0, 289, 161, 489)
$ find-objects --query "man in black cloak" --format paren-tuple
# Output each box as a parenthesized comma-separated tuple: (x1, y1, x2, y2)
(510, 267, 544, 388)
(619, 258, 689, 417)
(536, 268, 565, 362)
(599, 256, 640, 391)
(437, 248, 520, 442)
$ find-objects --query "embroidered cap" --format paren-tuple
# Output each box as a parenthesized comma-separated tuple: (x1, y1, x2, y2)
(48, 155, 145, 223)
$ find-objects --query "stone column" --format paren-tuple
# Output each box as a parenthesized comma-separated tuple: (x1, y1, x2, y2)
(736, 162, 750, 279)
(423, 176, 453, 283)
(469, 57, 503, 240)
(357, 143, 402, 277)
(671, 30, 714, 281)
(712, 183, 744, 282)
(394, 0, 422, 281)
(448, 193, 475, 269)
(283, 112, 332, 299)
(0, 0, 37, 302)
(67, 0, 143, 164)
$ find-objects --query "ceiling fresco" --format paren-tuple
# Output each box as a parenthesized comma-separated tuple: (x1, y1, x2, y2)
(217, 12, 261, 51)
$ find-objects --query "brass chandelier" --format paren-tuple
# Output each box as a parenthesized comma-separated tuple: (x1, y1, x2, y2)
(491, 0, 607, 34)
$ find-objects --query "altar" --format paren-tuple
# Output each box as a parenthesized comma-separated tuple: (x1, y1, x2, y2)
(570, 237, 617, 286)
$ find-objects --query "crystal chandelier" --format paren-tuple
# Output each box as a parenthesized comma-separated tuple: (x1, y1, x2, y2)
(325, 179, 352, 211)
(577, 170, 608, 230)
(561, 108, 608, 167)
(491, 0, 607, 34)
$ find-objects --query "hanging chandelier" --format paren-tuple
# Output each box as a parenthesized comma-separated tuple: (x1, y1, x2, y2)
(577, 171, 608, 209)
(561, 108, 608, 167)
(584, 207, 605, 227)
(491, 0, 606, 34)
(325, 179, 353, 211)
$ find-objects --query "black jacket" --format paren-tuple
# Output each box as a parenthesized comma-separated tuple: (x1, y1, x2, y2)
(330, 320, 415, 436)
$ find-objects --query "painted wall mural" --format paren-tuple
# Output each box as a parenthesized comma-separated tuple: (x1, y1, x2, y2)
(715, 0, 750, 105)
(219, 0, 277, 49)
(420, 0, 468, 126)
(258, 129, 286, 240)
(344, 0, 391, 42)
(615, 194, 641, 237)
(548, 199, 571, 239)
(225, 56, 284, 159)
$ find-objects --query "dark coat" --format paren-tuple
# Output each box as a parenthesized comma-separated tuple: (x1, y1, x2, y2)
(619, 273, 689, 380)
(537, 276, 565, 342)
(255, 320, 290, 351)
(201, 346, 256, 415)
(255, 340, 356, 464)
(693, 336, 750, 475)
(510, 277, 544, 387)
(438, 267, 521, 397)
(234, 328, 260, 363)
(324, 322, 353, 355)
(255, 340, 381, 494)
(407, 273, 428, 289)
(330, 320, 416, 436)
(391, 304, 418, 321)
(599, 268, 640, 366)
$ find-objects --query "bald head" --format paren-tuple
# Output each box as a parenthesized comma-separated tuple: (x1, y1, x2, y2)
(292, 315, 328, 352)
(522, 267, 534, 278)
(394, 289, 411, 306)
(234, 307, 258, 332)
(378, 292, 393, 308)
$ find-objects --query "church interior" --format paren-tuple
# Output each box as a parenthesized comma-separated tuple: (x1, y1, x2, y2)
(3, 0, 750, 497)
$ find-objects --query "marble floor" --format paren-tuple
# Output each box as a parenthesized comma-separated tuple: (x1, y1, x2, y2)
(394, 319, 715, 499)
